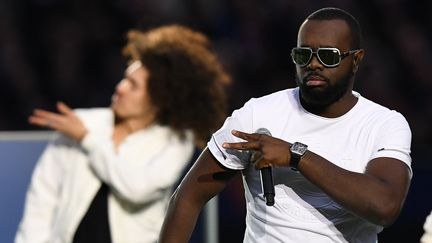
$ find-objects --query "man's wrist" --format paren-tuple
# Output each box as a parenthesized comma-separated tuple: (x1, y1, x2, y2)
(289, 142, 308, 170)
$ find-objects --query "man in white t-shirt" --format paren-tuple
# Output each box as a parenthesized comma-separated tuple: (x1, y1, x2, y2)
(159, 7, 412, 243)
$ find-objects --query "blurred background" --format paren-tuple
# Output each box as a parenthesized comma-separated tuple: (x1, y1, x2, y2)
(1, 0, 431, 242)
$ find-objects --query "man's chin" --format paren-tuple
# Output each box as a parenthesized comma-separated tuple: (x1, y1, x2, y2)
(300, 89, 335, 106)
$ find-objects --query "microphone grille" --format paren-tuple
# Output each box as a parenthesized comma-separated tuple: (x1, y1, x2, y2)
(255, 128, 272, 136)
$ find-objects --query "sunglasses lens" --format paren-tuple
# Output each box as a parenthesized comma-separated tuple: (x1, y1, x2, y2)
(317, 49, 340, 66)
(292, 48, 312, 66)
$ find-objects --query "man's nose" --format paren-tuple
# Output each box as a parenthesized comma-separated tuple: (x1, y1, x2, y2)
(307, 54, 324, 70)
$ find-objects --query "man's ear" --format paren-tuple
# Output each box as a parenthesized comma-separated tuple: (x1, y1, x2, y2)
(352, 49, 365, 73)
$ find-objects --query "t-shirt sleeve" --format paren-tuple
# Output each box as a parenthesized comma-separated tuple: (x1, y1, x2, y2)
(207, 99, 255, 170)
(370, 112, 412, 176)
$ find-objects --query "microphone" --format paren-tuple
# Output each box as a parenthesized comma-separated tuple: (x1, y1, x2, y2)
(252, 128, 275, 206)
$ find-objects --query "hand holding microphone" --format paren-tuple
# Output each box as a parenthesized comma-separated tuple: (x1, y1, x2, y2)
(223, 128, 296, 206)
(222, 128, 294, 205)
(250, 128, 275, 206)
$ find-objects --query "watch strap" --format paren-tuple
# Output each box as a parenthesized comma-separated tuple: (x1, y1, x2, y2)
(290, 149, 301, 171)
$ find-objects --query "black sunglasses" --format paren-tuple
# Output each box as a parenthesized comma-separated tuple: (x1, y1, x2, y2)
(291, 47, 360, 68)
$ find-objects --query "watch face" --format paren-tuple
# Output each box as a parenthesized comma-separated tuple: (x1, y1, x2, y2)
(291, 142, 308, 155)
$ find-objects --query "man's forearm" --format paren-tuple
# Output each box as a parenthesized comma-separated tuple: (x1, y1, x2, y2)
(159, 190, 203, 243)
(159, 149, 239, 242)
(299, 152, 410, 226)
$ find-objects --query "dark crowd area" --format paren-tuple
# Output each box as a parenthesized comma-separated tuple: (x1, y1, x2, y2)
(1, 0, 431, 242)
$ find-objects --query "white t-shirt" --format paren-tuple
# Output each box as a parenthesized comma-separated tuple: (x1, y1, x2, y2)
(208, 88, 412, 243)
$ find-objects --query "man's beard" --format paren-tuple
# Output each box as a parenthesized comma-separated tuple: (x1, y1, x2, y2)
(295, 71, 353, 108)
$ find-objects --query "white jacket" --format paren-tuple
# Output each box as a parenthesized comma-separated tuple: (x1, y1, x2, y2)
(422, 211, 432, 243)
(15, 108, 194, 243)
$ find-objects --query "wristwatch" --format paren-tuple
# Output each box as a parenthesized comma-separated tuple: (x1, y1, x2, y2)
(290, 142, 308, 170)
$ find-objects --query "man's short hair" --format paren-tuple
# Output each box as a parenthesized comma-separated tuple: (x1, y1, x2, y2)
(306, 7, 362, 49)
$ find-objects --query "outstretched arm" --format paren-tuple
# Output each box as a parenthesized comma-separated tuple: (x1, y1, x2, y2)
(29, 102, 194, 204)
(159, 148, 239, 243)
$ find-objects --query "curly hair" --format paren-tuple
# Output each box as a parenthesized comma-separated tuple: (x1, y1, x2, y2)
(122, 25, 230, 147)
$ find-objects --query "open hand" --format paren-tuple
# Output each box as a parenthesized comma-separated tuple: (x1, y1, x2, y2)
(29, 102, 88, 141)
(222, 130, 292, 169)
